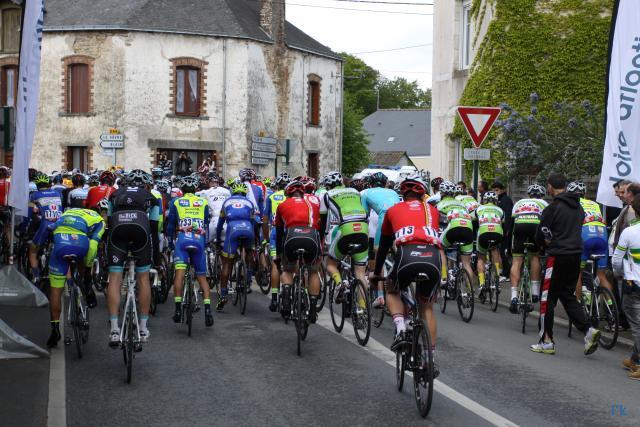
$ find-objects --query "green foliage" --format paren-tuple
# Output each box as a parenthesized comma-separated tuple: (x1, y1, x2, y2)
(449, 0, 613, 182)
(341, 93, 371, 176)
(342, 53, 380, 116)
(378, 77, 431, 110)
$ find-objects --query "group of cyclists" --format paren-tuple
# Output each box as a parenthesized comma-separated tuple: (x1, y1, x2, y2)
(6, 163, 613, 382)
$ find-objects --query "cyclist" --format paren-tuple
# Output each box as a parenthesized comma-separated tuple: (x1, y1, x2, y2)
(427, 177, 443, 205)
(51, 173, 66, 194)
(27, 173, 63, 283)
(455, 185, 480, 214)
(151, 167, 164, 182)
(46, 208, 105, 348)
(86, 171, 117, 214)
(509, 184, 548, 312)
(373, 176, 441, 375)
(319, 171, 369, 308)
(436, 180, 474, 284)
(263, 177, 273, 197)
(62, 173, 88, 210)
(474, 191, 504, 299)
(167, 176, 214, 327)
(568, 181, 614, 296)
(265, 173, 289, 311)
(360, 171, 401, 307)
(197, 171, 231, 244)
(275, 180, 322, 321)
(87, 174, 99, 188)
(215, 181, 256, 311)
(106, 170, 161, 346)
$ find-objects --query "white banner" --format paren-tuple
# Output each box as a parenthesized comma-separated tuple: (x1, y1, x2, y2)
(597, 0, 640, 208)
(8, 0, 45, 215)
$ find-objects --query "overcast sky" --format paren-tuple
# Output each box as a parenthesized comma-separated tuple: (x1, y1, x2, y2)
(285, 0, 434, 89)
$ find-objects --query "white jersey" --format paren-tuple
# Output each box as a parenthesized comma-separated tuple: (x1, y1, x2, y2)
(197, 186, 231, 219)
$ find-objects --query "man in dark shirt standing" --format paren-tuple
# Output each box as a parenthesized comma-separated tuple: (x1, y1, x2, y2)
(531, 173, 600, 356)
(492, 181, 513, 279)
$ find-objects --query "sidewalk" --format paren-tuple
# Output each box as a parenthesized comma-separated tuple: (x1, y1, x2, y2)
(0, 358, 49, 427)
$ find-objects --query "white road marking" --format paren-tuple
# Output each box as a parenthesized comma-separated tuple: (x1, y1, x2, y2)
(47, 300, 66, 427)
(315, 309, 519, 427)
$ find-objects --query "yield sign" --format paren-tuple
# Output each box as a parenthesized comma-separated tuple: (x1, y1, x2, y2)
(457, 106, 501, 148)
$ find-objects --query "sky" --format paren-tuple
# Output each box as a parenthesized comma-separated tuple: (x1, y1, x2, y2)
(285, 0, 434, 89)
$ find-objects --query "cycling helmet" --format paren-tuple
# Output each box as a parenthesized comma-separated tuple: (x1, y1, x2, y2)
(431, 177, 443, 191)
(303, 177, 316, 194)
(483, 191, 499, 204)
(151, 167, 163, 179)
(231, 182, 248, 195)
(393, 181, 402, 194)
(369, 172, 388, 188)
(454, 185, 464, 196)
(239, 168, 256, 182)
(399, 176, 427, 197)
(527, 183, 546, 198)
(225, 177, 236, 187)
(155, 179, 170, 193)
(127, 169, 152, 186)
(51, 173, 62, 184)
(324, 171, 343, 189)
(99, 170, 115, 186)
(439, 180, 456, 196)
(179, 176, 199, 193)
(87, 174, 99, 186)
(97, 198, 110, 212)
(0, 166, 10, 179)
(72, 173, 86, 187)
(263, 177, 272, 187)
(206, 171, 219, 183)
(275, 172, 291, 189)
(567, 181, 586, 195)
(34, 172, 51, 188)
(285, 180, 305, 197)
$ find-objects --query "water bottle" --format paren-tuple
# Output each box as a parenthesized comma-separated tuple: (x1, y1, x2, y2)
(581, 286, 592, 306)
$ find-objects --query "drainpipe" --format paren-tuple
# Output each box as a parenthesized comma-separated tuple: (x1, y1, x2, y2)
(221, 39, 227, 175)
(339, 61, 344, 171)
(300, 55, 306, 173)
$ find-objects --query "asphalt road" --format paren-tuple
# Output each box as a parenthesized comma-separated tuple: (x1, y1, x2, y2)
(61, 285, 640, 426)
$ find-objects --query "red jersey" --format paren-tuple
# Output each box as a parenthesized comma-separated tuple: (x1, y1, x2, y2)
(85, 185, 116, 209)
(0, 178, 10, 206)
(275, 196, 321, 230)
(381, 199, 441, 247)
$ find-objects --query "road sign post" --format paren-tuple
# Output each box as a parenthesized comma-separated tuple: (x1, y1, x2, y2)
(457, 106, 501, 199)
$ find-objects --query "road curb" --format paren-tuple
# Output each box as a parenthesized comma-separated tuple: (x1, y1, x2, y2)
(47, 301, 66, 427)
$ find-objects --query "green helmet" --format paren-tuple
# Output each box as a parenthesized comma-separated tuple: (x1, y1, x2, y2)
(231, 182, 247, 195)
(34, 172, 50, 187)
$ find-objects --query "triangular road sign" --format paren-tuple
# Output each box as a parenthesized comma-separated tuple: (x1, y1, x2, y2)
(457, 106, 502, 148)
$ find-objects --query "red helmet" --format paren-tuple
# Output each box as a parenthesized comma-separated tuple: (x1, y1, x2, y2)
(99, 170, 115, 185)
(284, 180, 305, 197)
(400, 177, 427, 197)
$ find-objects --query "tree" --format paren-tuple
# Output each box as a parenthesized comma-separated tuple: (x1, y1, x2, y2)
(341, 93, 370, 176)
(378, 77, 431, 110)
(341, 53, 379, 116)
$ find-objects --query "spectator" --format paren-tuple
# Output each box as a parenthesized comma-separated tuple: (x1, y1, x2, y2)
(530, 173, 601, 356)
(492, 181, 513, 280)
(457, 181, 467, 193)
(467, 188, 476, 198)
(159, 152, 172, 176)
(612, 195, 640, 379)
(478, 180, 489, 199)
(175, 151, 193, 177)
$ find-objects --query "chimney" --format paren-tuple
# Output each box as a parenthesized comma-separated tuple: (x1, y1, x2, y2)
(260, 0, 285, 46)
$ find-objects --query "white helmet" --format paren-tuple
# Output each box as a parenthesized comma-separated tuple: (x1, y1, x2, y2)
(527, 183, 546, 198)
(439, 180, 456, 196)
(567, 181, 586, 195)
(324, 171, 343, 189)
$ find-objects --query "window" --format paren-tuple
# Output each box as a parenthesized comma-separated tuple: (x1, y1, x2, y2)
(66, 146, 88, 171)
(307, 153, 319, 179)
(170, 58, 207, 117)
(308, 74, 322, 126)
(1, 8, 21, 53)
(62, 56, 94, 114)
(461, 1, 472, 69)
(1, 65, 17, 107)
(387, 136, 396, 144)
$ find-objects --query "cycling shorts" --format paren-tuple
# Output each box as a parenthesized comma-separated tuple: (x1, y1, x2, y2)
(441, 225, 473, 255)
(282, 226, 321, 272)
(388, 244, 440, 300)
(49, 233, 90, 288)
(174, 232, 207, 276)
(222, 220, 254, 258)
(581, 225, 608, 269)
(269, 227, 277, 258)
(107, 210, 152, 273)
(511, 223, 539, 256)
(328, 221, 369, 265)
(368, 237, 376, 261)
(33, 219, 55, 246)
(477, 231, 503, 256)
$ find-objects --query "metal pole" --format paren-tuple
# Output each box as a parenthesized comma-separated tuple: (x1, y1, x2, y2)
(9, 208, 14, 264)
(473, 160, 479, 202)
(376, 89, 380, 111)
(222, 39, 228, 176)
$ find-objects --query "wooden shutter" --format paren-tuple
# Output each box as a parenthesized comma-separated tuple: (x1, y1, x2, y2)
(309, 81, 320, 125)
(2, 9, 21, 53)
(69, 64, 89, 113)
(307, 153, 319, 179)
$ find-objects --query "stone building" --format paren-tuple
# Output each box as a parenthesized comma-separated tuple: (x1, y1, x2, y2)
(26, 0, 342, 177)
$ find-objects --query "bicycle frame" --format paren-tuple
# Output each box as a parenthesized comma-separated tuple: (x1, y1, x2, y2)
(120, 259, 141, 344)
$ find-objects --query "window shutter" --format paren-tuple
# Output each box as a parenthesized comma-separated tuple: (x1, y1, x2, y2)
(69, 64, 89, 113)
(2, 9, 21, 53)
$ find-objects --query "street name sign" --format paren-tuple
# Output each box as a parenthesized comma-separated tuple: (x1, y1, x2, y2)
(457, 106, 501, 148)
(100, 132, 124, 149)
(252, 150, 277, 160)
(464, 148, 491, 161)
(252, 135, 277, 165)
(252, 142, 277, 153)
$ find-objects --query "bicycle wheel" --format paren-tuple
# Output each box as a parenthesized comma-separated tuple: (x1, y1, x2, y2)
(456, 269, 474, 323)
(488, 263, 499, 312)
(519, 266, 531, 334)
(125, 308, 134, 384)
(69, 285, 82, 359)
(412, 320, 434, 418)
(293, 276, 304, 356)
(351, 279, 371, 346)
(231, 261, 240, 306)
(594, 287, 619, 349)
(316, 264, 328, 313)
(239, 259, 248, 315)
(258, 254, 270, 294)
(396, 350, 406, 392)
(372, 284, 385, 328)
(329, 280, 345, 332)
(186, 273, 194, 337)
(438, 281, 447, 314)
(150, 285, 158, 315)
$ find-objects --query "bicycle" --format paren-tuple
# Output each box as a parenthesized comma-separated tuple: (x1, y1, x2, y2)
(568, 255, 619, 349)
(62, 255, 90, 359)
(206, 242, 221, 291)
(329, 243, 371, 346)
(371, 252, 394, 328)
(90, 240, 109, 292)
(257, 242, 271, 295)
(515, 244, 536, 334)
(438, 243, 474, 323)
(477, 240, 501, 313)
(179, 246, 200, 337)
(315, 257, 329, 313)
(229, 237, 251, 315)
(120, 257, 142, 384)
(289, 248, 311, 356)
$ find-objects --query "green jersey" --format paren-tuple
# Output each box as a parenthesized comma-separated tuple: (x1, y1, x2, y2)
(455, 195, 479, 214)
(474, 203, 504, 235)
(579, 198, 606, 227)
(437, 196, 472, 230)
(320, 186, 367, 224)
(512, 198, 548, 225)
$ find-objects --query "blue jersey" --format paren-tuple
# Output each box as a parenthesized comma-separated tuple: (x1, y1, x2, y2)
(245, 182, 265, 218)
(361, 187, 401, 215)
(29, 189, 63, 222)
(216, 195, 255, 241)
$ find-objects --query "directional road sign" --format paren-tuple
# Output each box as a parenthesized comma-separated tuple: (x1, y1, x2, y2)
(251, 157, 269, 166)
(464, 148, 491, 161)
(457, 106, 501, 148)
(252, 143, 277, 153)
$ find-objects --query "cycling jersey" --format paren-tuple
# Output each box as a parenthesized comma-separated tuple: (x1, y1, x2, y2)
(474, 203, 504, 255)
(320, 186, 367, 228)
(29, 189, 63, 246)
(511, 198, 547, 256)
(65, 187, 88, 210)
(512, 198, 548, 224)
(580, 198, 606, 227)
(85, 185, 116, 210)
(456, 194, 479, 214)
(51, 184, 66, 195)
(321, 186, 368, 264)
(437, 196, 473, 253)
(613, 218, 640, 291)
(244, 182, 265, 219)
(217, 195, 255, 257)
(266, 190, 286, 225)
(167, 193, 210, 276)
(381, 199, 441, 247)
(361, 187, 401, 247)
(579, 198, 608, 268)
(197, 186, 231, 243)
(275, 196, 321, 230)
